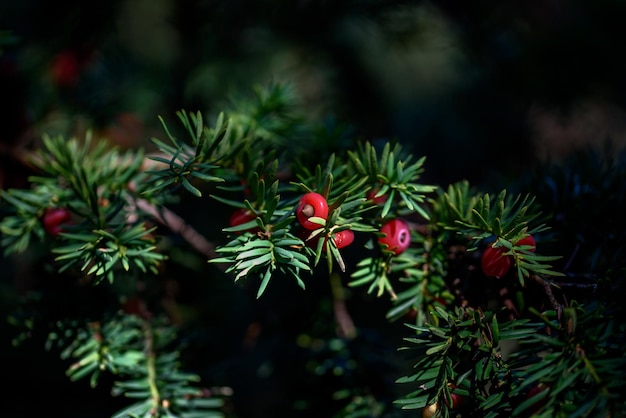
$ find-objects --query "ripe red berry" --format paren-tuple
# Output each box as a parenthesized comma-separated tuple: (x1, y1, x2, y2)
(296, 192, 329, 230)
(42, 207, 72, 237)
(332, 229, 354, 249)
(300, 229, 354, 251)
(445, 384, 464, 409)
(229, 208, 258, 233)
(366, 188, 387, 205)
(481, 245, 512, 278)
(378, 218, 411, 255)
(516, 235, 536, 252)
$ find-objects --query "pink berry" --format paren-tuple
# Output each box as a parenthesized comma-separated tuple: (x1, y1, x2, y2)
(378, 218, 411, 255)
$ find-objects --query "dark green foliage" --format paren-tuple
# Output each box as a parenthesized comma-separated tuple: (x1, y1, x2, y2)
(3, 2, 626, 417)
(1, 82, 625, 418)
(0, 134, 165, 283)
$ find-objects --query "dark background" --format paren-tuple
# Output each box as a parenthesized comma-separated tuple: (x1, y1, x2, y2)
(3, 0, 626, 187)
(2, 1, 626, 417)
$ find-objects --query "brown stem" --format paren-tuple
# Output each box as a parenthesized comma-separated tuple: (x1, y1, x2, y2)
(531, 274, 562, 311)
(4, 144, 223, 265)
(134, 198, 223, 266)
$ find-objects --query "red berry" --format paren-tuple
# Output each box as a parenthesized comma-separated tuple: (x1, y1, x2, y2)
(516, 235, 536, 252)
(229, 208, 258, 233)
(332, 229, 354, 249)
(481, 245, 512, 278)
(300, 229, 354, 251)
(445, 385, 464, 409)
(366, 188, 387, 205)
(296, 192, 329, 230)
(229, 208, 255, 226)
(42, 207, 72, 237)
(378, 218, 411, 255)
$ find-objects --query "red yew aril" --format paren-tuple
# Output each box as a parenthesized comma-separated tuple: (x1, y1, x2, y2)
(229, 208, 258, 233)
(516, 235, 536, 252)
(300, 229, 354, 251)
(378, 218, 411, 255)
(481, 245, 512, 278)
(366, 188, 387, 205)
(296, 192, 329, 230)
(229, 208, 255, 226)
(332, 229, 354, 249)
(445, 384, 464, 409)
(42, 207, 72, 237)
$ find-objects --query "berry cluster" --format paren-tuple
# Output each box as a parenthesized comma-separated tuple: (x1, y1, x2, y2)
(225, 190, 419, 257)
(293, 192, 412, 255)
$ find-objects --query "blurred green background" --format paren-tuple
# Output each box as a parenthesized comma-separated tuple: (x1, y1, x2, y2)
(3, 0, 626, 187)
(2, 1, 626, 417)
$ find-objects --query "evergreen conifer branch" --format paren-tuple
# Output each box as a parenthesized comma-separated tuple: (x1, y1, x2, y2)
(45, 313, 228, 418)
(2, 81, 624, 417)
